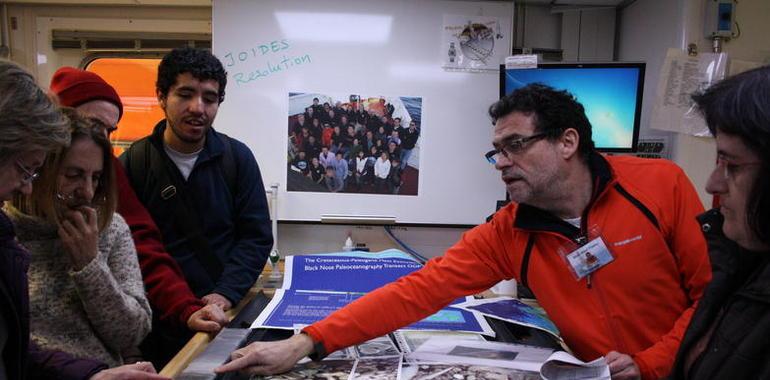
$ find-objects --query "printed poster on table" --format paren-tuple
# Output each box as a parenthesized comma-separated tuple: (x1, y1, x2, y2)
(255, 289, 491, 335)
(252, 250, 493, 335)
(281, 250, 423, 293)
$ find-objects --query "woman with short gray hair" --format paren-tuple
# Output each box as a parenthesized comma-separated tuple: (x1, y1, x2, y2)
(0, 60, 70, 181)
(0, 59, 168, 380)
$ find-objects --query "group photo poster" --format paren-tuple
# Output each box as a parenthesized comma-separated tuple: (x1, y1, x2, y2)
(287, 92, 422, 196)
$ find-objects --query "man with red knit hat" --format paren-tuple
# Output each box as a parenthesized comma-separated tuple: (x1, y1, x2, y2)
(50, 66, 228, 367)
(49, 67, 124, 133)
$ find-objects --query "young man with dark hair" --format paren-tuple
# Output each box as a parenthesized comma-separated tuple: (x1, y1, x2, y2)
(119, 47, 273, 366)
(217, 84, 711, 380)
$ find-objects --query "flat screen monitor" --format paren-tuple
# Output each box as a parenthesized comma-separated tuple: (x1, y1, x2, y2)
(500, 62, 645, 153)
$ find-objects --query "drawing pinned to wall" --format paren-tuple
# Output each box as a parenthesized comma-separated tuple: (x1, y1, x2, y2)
(287, 92, 422, 196)
(442, 15, 506, 71)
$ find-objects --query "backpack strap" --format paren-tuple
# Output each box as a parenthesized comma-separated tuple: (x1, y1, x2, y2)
(124, 137, 224, 285)
(124, 137, 150, 200)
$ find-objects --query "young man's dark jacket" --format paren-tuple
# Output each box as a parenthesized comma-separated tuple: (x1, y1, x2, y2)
(0, 211, 106, 379)
(119, 120, 273, 305)
(670, 209, 770, 379)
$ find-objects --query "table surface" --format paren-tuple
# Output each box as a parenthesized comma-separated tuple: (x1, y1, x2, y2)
(159, 263, 283, 377)
(159, 261, 560, 378)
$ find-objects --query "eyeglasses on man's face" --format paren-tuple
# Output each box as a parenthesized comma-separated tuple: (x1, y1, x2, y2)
(15, 160, 40, 185)
(715, 155, 762, 181)
(86, 117, 117, 137)
(484, 132, 549, 164)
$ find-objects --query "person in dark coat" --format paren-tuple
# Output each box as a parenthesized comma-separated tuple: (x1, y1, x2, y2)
(670, 64, 770, 379)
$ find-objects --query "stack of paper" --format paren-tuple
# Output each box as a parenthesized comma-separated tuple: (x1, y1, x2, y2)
(261, 335, 609, 380)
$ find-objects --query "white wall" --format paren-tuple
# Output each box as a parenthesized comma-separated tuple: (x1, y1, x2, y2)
(277, 224, 468, 260)
(561, 8, 615, 61)
(516, 4, 561, 50)
(212, 0, 512, 225)
(617, 0, 770, 208)
(616, 0, 713, 207)
(617, 0, 682, 140)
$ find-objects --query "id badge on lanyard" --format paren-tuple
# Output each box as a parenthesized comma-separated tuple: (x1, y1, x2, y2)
(559, 226, 615, 281)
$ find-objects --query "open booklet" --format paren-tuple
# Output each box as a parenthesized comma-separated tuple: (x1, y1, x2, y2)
(407, 336, 610, 380)
(251, 249, 494, 335)
(258, 333, 608, 380)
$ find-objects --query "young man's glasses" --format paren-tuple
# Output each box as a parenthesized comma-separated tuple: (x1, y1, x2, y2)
(485, 132, 549, 164)
(715, 155, 762, 180)
(15, 160, 40, 185)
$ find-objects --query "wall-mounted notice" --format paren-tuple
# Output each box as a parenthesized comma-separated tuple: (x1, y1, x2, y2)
(650, 48, 727, 136)
(442, 15, 507, 71)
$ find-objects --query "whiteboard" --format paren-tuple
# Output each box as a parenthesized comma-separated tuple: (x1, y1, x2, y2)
(212, 0, 512, 225)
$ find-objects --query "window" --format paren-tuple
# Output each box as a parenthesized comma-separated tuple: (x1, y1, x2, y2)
(85, 57, 163, 155)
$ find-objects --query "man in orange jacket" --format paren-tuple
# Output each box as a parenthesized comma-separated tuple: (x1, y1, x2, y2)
(217, 84, 711, 380)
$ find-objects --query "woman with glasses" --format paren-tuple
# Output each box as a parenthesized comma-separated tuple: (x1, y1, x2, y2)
(4, 108, 151, 368)
(670, 65, 770, 378)
(0, 59, 167, 380)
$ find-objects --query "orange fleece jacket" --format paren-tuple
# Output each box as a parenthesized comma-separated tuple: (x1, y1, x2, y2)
(304, 154, 711, 379)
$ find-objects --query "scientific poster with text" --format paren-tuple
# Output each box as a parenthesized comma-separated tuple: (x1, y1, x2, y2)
(253, 250, 493, 335)
(281, 250, 423, 293)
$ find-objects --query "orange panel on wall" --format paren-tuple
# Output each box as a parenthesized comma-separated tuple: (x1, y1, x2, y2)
(86, 58, 162, 155)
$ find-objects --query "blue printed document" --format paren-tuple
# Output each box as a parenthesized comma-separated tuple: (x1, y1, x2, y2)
(454, 297, 560, 341)
(252, 250, 494, 335)
(281, 250, 423, 293)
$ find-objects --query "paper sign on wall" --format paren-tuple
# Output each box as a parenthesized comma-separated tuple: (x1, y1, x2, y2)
(650, 48, 727, 137)
(442, 15, 507, 72)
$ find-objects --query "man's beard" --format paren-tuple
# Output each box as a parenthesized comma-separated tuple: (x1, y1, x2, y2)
(170, 119, 209, 144)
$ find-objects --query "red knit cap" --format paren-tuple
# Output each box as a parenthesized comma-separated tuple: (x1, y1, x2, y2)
(50, 67, 124, 120)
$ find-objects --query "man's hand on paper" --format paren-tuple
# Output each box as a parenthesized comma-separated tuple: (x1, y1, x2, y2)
(214, 332, 314, 375)
(605, 351, 641, 380)
(202, 293, 233, 311)
(187, 304, 228, 332)
(90, 361, 169, 380)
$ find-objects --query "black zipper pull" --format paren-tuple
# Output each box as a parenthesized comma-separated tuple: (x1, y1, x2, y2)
(587, 274, 592, 289)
